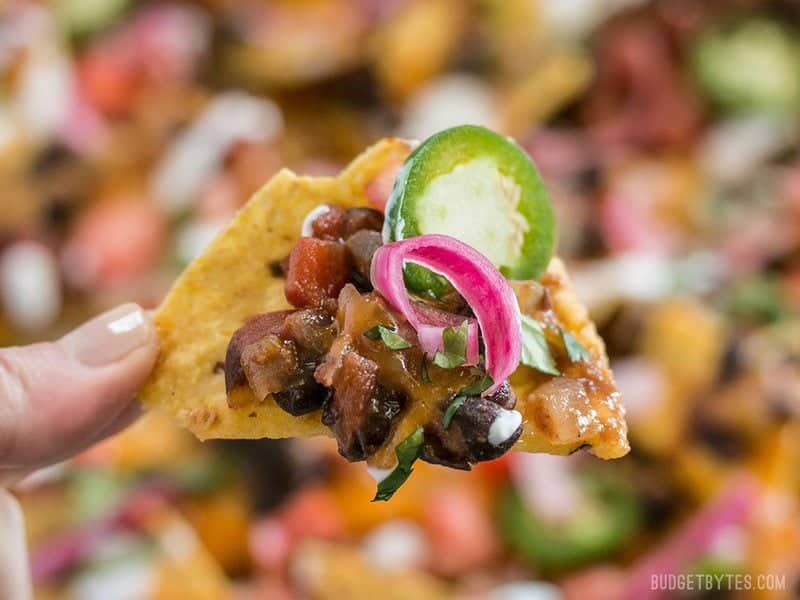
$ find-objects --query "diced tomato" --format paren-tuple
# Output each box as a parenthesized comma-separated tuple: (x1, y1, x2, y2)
(782, 165, 800, 216)
(62, 198, 167, 290)
(561, 565, 627, 600)
(284, 238, 349, 308)
(77, 4, 207, 117)
(365, 154, 406, 212)
(423, 486, 499, 575)
(249, 517, 293, 572)
(249, 487, 344, 573)
(227, 142, 281, 200)
(472, 455, 512, 485)
(198, 174, 242, 221)
(599, 191, 675, 254)
(232, 578, 295, 600)
(279, 487, 344, 542)
(782, 269, 800, 310)
(78, 48, 140, 116)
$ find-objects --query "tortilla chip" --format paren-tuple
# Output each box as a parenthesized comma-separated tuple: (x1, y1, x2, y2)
(513, 258, 629, 459)
(142, 137, 628, 458)
(140, 138, 413, 440)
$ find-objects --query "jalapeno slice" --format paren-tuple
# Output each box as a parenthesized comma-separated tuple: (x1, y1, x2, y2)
(691, 19, 800, 113)
(384, 125, 556, 291)
(498, 470, 640, 573)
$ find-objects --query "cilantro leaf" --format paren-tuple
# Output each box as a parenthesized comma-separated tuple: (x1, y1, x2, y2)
(461, 372, 494, 395)
(363, 326, 382, 341)
(372, 427, 425, 502)
(441, 373, 493, 429)
(420, 355, 431, 383)
(520, 315, 559, 375)
(432, 321, 469, 369)
(363, 325, 411, 350)
(722, 275, 789, 324)
(444, 321, 469, 355)
(560, 327, 591, 362)
(442, 396, 467, 428)
(433, 351, 464, 369)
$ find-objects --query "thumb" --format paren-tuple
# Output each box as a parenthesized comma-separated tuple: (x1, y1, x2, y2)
(0, 304, 159, 478)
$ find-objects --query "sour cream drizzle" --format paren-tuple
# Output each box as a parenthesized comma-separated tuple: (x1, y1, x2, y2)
(488, 408, 523, 446)
(300, 205, 331, 237)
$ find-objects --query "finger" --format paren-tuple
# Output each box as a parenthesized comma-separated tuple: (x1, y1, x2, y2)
(88, 398, 144, 446)
(1, 402, 144, 489)
(0, 304, 159, 471)
(0, 490, 32, 600)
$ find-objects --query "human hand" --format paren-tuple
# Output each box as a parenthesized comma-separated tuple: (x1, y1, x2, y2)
(0, 303, 159, 485)
(0, 304, 158, 600)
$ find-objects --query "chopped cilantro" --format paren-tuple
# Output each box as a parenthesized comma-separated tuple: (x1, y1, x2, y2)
(520, 315, 559, 375)
(442, 396, 467, 428)
(363, 325, 412, 350)
(723, 276, 789, 324)
(373, 427, 425, 502)
(462, 371, 494, 395)
(420, 355, 431, 383)
(560, 328, 591, 362)
(441, 373, 493, 428)
(433, 320, 469, 369)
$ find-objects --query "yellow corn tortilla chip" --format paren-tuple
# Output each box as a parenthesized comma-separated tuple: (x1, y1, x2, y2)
(512, 258, 628, 458)
(141, 138, 628, 459)
(140, 138, 411, 440)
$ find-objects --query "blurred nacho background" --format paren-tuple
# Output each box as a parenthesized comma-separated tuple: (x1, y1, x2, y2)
(2, 0, 800, 598)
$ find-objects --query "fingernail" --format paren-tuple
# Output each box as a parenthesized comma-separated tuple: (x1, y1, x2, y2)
(65, 304, 156, 367)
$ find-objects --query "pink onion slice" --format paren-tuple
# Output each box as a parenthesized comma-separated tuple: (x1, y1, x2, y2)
(624, 476, 760, 600)
(370, 234, 522, 395)
(30, 480, 178, 584)
(412, 300, 480, 365)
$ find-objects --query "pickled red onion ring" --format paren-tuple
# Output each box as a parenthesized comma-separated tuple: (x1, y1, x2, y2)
(370, 234, 522, 395)
(412, 299, 479, 366)
(624, 476, 760, 600)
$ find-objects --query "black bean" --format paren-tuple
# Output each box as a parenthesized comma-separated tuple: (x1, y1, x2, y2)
(344, 207, 384, 237)
(421, 384, 521, 468)
(274, 361, 332, 416)
(345, 230, 382, 291)
(486, 380, 516, 410)
(453, 397, 522, 462)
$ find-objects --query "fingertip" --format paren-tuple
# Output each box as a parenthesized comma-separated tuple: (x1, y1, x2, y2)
(0, 305, 160, 470)
(57, 303, 160, 415)
(61, 303, 159, 369)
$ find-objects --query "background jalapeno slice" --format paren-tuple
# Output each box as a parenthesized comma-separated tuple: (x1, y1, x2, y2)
(384, 125, 556, 288)
(498, 470, 640, 573)
(691, 19, 800, 114)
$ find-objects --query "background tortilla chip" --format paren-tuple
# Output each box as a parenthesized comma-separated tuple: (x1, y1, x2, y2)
(140, 138, 413, 440)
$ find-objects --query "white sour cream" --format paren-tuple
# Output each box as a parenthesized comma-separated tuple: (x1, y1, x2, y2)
(488, 408, 523, 447)
(300, 204, 331, 237)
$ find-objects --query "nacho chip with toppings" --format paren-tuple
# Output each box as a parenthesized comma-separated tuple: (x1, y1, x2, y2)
(141, 128, 628, 500)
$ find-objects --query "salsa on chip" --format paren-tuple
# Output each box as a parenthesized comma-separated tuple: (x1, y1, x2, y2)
(141, 126, 629, 501)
